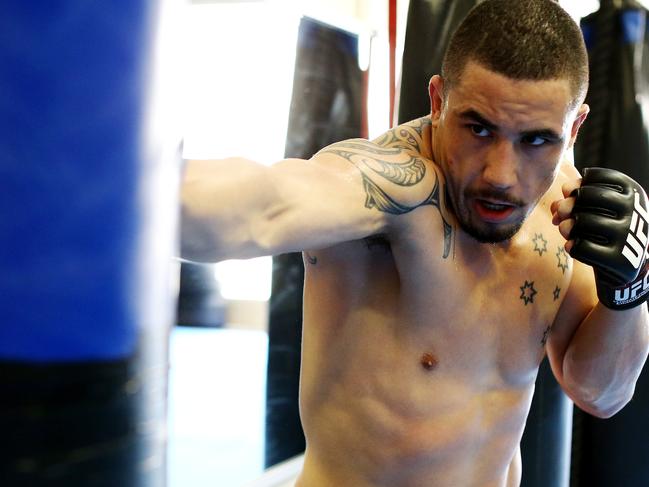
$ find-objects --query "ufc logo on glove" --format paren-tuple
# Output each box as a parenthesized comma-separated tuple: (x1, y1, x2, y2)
(570, 168, 649, 310)
(622, 190, 649, 270)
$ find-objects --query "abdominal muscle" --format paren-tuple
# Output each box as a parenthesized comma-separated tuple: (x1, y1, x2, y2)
(294, 314, 536, 487)
(295, 381, 531, 487)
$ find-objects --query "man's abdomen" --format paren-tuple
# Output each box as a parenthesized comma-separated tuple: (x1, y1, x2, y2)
(298, 360, 534, 487)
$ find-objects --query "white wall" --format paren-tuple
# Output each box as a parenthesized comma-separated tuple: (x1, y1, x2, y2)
(181, 0, 393, 323)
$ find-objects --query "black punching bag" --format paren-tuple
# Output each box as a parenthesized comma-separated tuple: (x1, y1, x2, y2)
(399, 2, 573, 486)
(265, 17, 364, 468)
(576, 0, 649, 185)
(398, 0, 479, 123)
(572, 2, 649, 486)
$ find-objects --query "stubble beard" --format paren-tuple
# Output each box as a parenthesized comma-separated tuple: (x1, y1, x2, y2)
(447, 186, 528, 244)
(458, 213, 525, 244)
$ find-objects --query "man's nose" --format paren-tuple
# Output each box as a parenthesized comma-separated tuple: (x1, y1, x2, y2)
(483, 141, 519, 190)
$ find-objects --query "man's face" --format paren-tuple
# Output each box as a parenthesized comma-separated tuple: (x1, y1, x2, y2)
(429, 61, 588, 244)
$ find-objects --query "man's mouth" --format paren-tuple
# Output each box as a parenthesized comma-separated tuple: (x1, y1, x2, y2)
(474, 198, 517, 222)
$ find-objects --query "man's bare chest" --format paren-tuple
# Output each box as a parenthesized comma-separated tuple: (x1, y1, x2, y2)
(397, 227, 571, 377)
(304, 214, 572, 385)
(302, 240, 550, 481)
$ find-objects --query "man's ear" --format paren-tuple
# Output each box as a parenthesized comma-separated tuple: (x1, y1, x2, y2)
(429, 75, 445, 127)
(568, 103, 589, 148)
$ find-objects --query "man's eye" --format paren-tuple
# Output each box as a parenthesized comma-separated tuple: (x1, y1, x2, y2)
(523, 135, 547, 146)
(469, 124, 490, 137)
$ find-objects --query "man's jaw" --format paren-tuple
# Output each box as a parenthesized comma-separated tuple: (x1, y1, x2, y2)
(456, 191, 528, 244)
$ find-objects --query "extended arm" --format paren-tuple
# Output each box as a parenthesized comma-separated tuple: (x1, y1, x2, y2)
(180, 155, 380, 262)
(180, 137, 438, 262)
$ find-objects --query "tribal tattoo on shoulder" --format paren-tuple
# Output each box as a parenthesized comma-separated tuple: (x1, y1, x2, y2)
(317, 137, 452, 259)
(373, 117, 432, 154)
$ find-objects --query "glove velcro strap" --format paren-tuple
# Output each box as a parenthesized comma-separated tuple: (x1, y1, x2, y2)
(597, 261, 649, 310)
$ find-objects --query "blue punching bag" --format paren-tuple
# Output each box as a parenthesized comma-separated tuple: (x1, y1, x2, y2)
(0, 1, 180, 486)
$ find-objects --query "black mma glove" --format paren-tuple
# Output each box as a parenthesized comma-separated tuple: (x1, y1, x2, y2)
(569, 167, 649, 310)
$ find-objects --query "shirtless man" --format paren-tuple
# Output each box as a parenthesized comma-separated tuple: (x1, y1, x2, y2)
(180, 1, 649, 485)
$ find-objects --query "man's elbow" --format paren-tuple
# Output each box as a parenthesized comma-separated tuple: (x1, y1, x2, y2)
(180, 207, 278, 262)
(572, 386, 635, 419)
(179, 207, 225, 263)
(180, 238, 219, 264)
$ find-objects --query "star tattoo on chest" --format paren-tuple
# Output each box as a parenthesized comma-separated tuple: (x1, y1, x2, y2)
(532, 233, 548, 256)
(555, 247, 569, 274)
(519, 280, 537, 305)
(541, 325, 552, 346)
(553, 285, 561, 301)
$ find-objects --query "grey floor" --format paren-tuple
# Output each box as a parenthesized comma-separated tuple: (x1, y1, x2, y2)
(168, 327, 268, 487)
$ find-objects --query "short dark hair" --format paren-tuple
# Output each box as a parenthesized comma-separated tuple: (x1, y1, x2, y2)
(442, 0, 588, 106)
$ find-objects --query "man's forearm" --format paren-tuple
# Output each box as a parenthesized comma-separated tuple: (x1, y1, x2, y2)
(180, 158, 280, 263)
(562, 303, 649, 417)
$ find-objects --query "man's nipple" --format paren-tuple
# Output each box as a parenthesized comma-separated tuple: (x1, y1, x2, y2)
(420, 352, 438, 371)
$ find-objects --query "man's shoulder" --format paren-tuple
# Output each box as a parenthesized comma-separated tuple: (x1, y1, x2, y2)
(313, 134, 441, 219)
(312, 114, 432, 160)
(371, 117, 433, 155)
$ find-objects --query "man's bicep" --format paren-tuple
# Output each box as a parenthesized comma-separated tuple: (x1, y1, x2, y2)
(180, 155, 380, 261)
(258, 139, 440, 254)
(260, 155, 387, 253)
